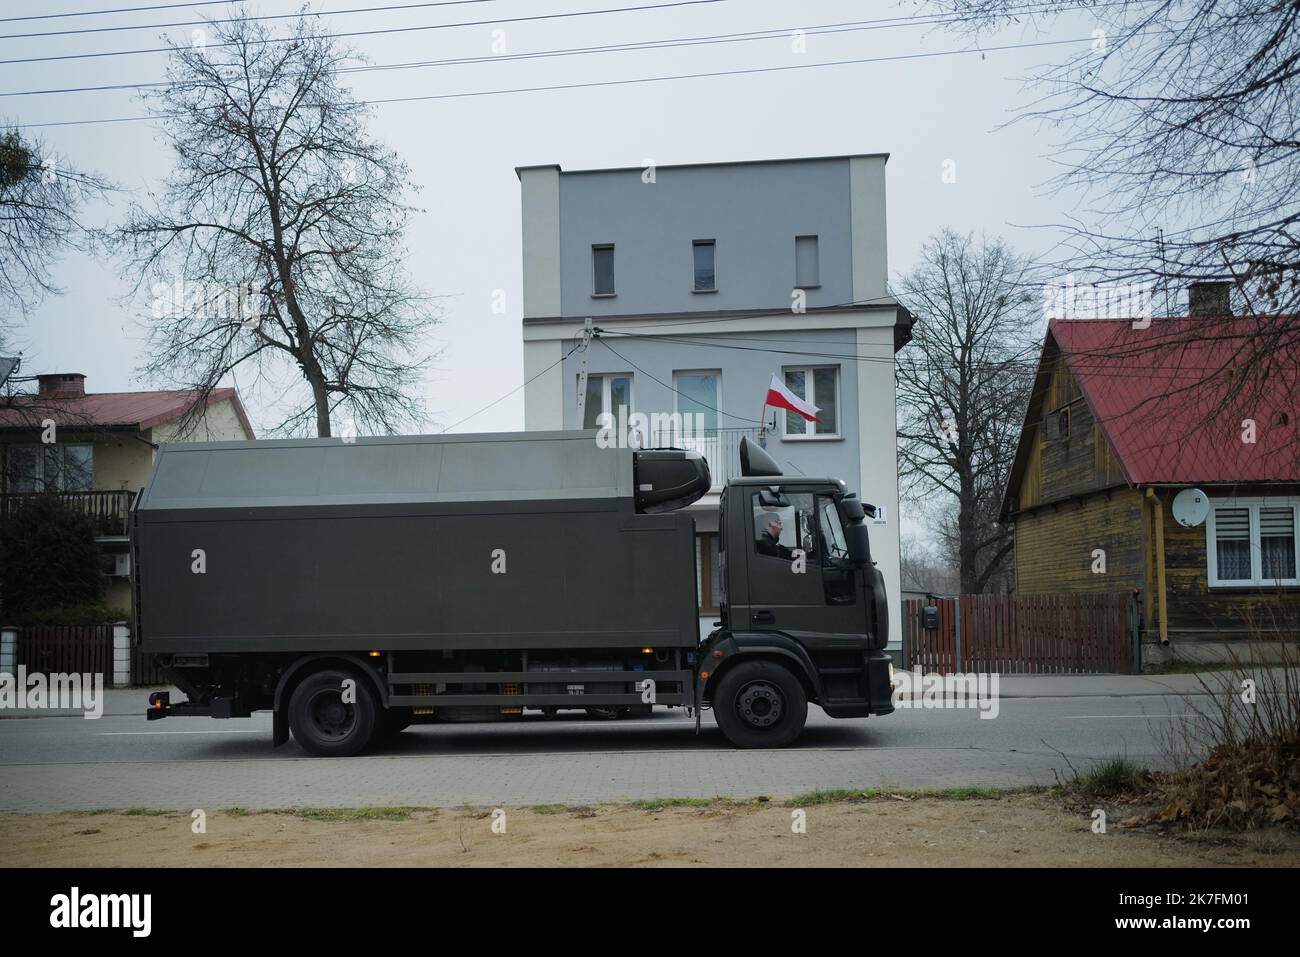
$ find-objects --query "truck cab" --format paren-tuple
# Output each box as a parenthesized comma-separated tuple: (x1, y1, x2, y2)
(694, 438, 894, 747)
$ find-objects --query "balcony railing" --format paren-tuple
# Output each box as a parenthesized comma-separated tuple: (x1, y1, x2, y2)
(641, 427, 761, 490)
(0, 490, 138, 537)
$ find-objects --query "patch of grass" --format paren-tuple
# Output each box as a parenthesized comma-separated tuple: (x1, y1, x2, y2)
(222, 807, 254, 817)
(1069, 758, 1150, 800)
(528, 804, 571, 815)
(632, 797, 721, 812)
(288, 806, 425, 822)
(786, 786, 1012, 807)
(121, 807, 177, 817)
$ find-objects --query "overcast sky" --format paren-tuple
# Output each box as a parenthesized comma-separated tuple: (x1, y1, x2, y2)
(10, 0, 1098, 443)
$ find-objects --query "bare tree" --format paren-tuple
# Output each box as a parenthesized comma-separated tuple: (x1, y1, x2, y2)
(0, 127, 107, 335)
(109, 12, 438, 437)
(895, 229, 1039, 594)
(900, 532, 962, 595)
(920, 0, 1300, 426)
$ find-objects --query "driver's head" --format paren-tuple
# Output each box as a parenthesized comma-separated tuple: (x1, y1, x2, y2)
(766, 516, 783, 538)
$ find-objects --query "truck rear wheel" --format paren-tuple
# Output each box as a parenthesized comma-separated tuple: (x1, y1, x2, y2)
(288, 668, 379, 757)
(713, 660, 807, 749)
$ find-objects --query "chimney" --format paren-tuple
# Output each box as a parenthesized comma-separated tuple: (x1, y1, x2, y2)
(37, 372, 87, 397)
(1188, 281, 1232, 317)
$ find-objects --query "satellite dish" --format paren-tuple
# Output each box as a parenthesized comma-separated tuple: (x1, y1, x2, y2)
(1172, 488, 1210, 528)
(0, 356, 19, 388)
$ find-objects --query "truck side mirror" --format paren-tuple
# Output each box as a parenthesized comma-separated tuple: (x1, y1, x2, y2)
(923, 605, 939, 631)
(757, 487, 790, 509)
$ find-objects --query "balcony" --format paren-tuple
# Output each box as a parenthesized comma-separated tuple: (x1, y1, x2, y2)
(0, 490, 138, 537)
(641, 427, 762, 490)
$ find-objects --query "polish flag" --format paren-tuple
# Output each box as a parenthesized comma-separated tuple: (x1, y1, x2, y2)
(765, 373, 820, 422)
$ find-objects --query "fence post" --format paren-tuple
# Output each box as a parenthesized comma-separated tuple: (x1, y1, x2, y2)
(1128, 589, 1142, 675)
(111, 621, 131, 688)
(0, 625, 16, 677)
(954, 597, 963, 674)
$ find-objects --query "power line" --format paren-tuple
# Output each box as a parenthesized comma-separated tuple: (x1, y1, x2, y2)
(439, 338, 581, 432)
(0, 1, 235, 23)
(1, 14, 1022, 98)
(0, 0, 499, 39)
(0, 0, 728, 66)
(17, 33, 1123, 129)
(596, 335, 763, 424)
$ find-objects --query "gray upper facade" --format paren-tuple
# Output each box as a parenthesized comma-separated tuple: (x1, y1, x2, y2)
(517, 154, 908, 646)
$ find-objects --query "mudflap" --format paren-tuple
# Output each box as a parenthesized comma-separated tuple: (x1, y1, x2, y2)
(273, 708, 289, 747)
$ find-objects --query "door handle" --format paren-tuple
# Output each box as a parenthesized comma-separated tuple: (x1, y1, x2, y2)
(752, 610, 775, 625)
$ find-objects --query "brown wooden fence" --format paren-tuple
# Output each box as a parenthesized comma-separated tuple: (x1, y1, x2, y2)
(903, 593, 1138, 674)
(16, 624, 113, 677)
(13, 624, 168, 685)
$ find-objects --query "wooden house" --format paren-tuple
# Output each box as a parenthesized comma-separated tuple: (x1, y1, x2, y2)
(1001, 301, 1300, 644)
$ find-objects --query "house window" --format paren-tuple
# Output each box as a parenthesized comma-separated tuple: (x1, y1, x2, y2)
(780, 366, 839, 439)
(5, 444, 94, 492)
(592, 244, 615, 296)
(1206, 498, 1299, 587)
(696, 533, 723, 613)
(692, 240, 716, 292)
(795, 235, 819, 288)
(580, 373, 633, 429)
(672, 370, 720, 434)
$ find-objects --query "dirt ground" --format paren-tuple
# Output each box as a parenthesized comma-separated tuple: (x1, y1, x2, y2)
(5, 793, 1299, 867)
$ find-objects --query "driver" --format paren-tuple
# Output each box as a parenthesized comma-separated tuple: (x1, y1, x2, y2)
(756, 514, 794, 560)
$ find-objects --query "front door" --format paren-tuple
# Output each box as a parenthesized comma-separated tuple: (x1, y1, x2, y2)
(742, 487, 863, 639)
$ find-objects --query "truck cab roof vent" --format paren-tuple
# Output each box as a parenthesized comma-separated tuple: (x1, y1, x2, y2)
(739, 436, 782, 477)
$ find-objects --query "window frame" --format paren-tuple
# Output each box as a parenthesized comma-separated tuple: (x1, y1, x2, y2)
(591, 243, 616, 297)
(1205, 496, 1300, 588)
(4, 442, 95, 493)
(795, 234, 820, 289)
(692, 239, 717, 293)
(580, 372, 635, 430)
(671, 369, 721, 433)
(778, 365, 841, 440)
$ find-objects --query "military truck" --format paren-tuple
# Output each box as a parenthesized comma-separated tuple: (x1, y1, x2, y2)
(135, 430, 892, 754)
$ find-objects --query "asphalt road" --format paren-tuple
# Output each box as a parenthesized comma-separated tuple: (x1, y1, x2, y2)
(0, 691, 1212, 812)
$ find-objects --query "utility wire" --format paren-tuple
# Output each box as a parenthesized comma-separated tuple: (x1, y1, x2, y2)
(0, 0, 500, 39)
(2, 14, 1038, 98)
(0, 0, 727, 66)
(596, 335, 763, 424)
(0, 1, 236, 23)
(15, 33, 1148, 129)
(439, 338, 580, 432)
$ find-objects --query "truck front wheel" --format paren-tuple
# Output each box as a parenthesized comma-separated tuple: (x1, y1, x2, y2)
(288, 668, 379, 757)
(713, 660, 808, 749)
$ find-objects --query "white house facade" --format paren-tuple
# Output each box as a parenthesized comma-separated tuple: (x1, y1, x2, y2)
(517, 154, 910, 650)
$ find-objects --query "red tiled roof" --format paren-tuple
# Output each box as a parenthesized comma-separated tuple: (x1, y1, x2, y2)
(0, 386, 254, 437)
(1048, 317, 1299, 485)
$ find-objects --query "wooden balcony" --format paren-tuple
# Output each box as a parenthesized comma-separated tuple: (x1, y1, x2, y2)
(0, 490, 138, 537)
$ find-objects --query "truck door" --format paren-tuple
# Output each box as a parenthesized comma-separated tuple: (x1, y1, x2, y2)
(741, 488, 863, 638)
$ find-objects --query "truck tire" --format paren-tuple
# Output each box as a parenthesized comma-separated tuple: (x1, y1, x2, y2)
(713, 660, 808, 749)
(288, 668, 379, 757)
